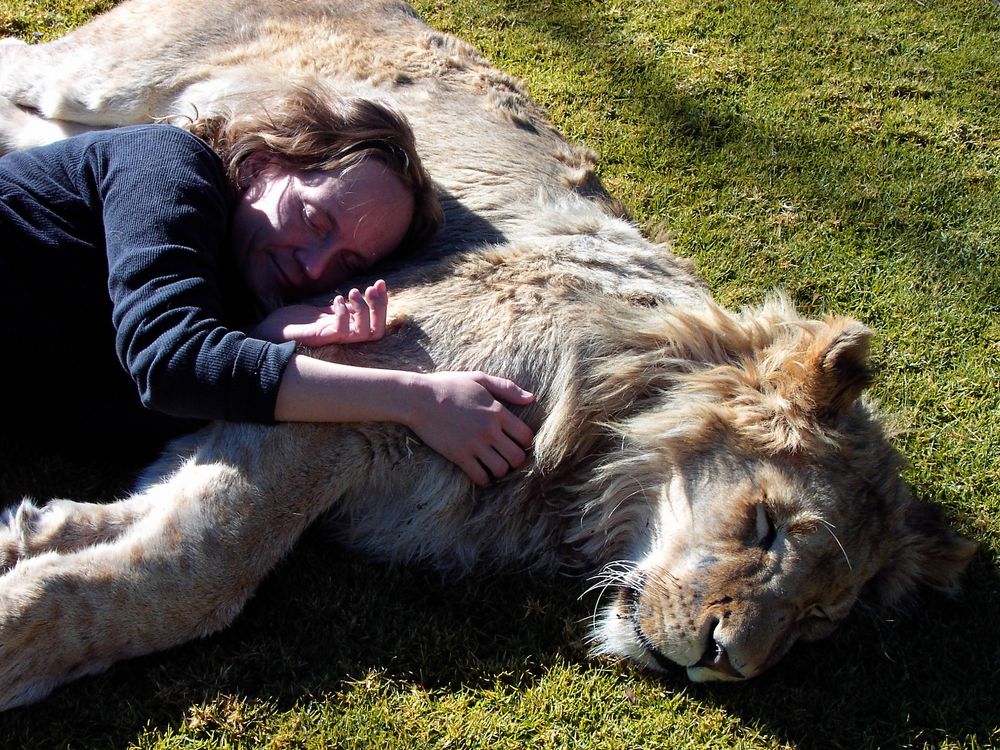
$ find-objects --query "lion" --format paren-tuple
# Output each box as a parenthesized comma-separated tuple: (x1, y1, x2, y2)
(0, 0, 976, 711)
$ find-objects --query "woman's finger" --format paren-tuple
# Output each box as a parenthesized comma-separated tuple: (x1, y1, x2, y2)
(492, 433, 528, 469)
(461, 456, 490, 487)
(478, 374, 534, 406)
(332, 295, 351, 336)
(475, 444, 510, 480)
(347, 287, 370, 337)
(500, 409, 534, 450)
(365, 281, 388, 338)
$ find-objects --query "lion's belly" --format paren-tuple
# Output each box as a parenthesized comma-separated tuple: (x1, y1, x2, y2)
(327, 476, 566, 575)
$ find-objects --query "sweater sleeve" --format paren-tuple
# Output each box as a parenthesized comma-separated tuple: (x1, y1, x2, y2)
(92, 126, 295, 422)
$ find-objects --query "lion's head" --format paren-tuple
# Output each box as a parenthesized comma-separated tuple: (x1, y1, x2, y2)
(571, 298, 976, 680)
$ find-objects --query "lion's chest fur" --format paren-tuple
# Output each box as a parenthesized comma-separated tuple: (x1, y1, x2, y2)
(299, 240, 706, 573)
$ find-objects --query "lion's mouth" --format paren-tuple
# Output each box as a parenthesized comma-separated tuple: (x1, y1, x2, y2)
(624, 588, 745, 680)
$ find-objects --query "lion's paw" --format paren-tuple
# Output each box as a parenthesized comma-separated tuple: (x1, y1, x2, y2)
(0, 499, 41, 573)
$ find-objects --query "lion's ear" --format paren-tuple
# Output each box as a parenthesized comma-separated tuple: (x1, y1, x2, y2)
(865, 498, 978, 609)
(786, 319, 873, 422)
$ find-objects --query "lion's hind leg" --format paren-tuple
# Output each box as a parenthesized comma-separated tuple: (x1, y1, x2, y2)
(0, 39, 106, 153)
(0, 94, 96, 153)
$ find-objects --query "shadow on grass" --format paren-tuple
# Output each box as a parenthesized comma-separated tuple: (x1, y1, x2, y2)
(687, 550, 1000, 749)
(0, 517, 994, 749)
(0, 442, 995, 748)
(0, 516, 584, 747)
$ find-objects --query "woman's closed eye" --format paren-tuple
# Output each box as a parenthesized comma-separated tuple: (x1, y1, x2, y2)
(301, 201, 331, 236)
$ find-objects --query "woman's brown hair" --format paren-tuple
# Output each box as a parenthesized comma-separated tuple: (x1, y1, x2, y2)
(184, 84, 442, 257)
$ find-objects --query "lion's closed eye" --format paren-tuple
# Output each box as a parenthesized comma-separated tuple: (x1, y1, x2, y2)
(754, 503, 777, 549)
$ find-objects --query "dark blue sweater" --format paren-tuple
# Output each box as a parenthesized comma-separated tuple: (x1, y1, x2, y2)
(0, 125, 295, 427)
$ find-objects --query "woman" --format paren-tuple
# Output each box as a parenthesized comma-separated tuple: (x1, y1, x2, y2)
(0, 87, 532, 486)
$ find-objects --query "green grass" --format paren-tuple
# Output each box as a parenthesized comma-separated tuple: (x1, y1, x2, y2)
(1, 0, 998, 748)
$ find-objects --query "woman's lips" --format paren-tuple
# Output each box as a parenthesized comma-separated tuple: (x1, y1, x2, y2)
(269, 254, 295, 290)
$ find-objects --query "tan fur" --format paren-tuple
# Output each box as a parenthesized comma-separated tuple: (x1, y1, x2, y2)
(0, 0, 976, 709)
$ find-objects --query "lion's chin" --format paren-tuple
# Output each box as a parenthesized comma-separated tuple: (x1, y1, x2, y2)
(686, 665, 747, 683)
(687, 639, 749, 681)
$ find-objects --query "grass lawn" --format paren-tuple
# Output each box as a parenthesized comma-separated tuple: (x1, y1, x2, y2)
(0, 0, 997, 747)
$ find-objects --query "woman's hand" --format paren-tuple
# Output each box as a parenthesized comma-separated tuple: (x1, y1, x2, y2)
(251, 280, 388, 346)
(273, 353, 536, 486)
(405, 371, 535, 486)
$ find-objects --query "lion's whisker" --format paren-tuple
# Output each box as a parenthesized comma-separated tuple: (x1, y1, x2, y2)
(581, 559, 641, 630)
(819, 518, 852, 571)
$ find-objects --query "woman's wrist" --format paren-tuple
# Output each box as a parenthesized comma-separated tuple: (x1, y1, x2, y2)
(373, 368, 426, 428)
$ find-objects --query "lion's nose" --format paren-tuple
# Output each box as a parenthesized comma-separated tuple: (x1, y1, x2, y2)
(696, 629, 744, 679)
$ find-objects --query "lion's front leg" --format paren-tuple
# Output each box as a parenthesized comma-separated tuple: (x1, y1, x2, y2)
(0, 524, 277, 711)
(0, 494, 158, 574)
(0, 425, 348, 710)
(0, 544, 181, 710)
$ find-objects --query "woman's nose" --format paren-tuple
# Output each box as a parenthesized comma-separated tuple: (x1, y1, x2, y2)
(296, 236, 342, 281)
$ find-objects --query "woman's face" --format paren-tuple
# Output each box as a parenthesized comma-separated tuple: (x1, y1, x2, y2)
(231, 156, 414, 306)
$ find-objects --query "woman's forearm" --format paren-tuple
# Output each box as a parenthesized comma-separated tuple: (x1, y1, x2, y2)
(273, 354, 419, 424)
